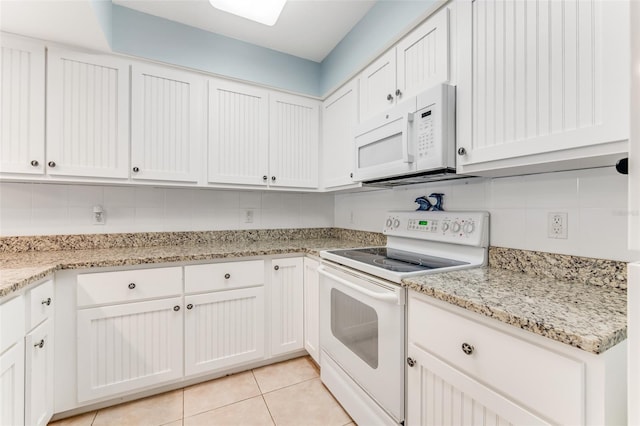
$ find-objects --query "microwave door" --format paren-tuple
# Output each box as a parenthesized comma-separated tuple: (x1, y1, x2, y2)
(354, 113, 416, 182)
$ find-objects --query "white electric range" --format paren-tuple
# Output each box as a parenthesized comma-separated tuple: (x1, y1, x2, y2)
(318, 210, 489, 426)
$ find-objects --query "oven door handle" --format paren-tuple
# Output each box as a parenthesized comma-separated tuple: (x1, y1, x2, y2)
(318, 266, 400, 304)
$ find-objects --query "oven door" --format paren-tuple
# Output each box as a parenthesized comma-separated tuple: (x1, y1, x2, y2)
(318, 263, 405, 422)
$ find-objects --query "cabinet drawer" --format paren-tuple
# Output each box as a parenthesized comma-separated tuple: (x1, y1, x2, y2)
(77, 267, 182, 307)
(0, 295, 24, 354)
(408, 294, 585, 425)
(29, 279, 54, 330)
(185, 260, 264, 294)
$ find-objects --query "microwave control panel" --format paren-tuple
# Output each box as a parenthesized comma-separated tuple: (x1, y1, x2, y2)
(413, 84, 456, 169)
(416, 109, 435, 159)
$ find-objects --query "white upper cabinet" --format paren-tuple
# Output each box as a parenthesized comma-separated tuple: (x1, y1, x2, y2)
(131, 63, 202, 183)
(456, 0, 629, 176)
(321, 80, 358, 189)
(269, 93, 319, 188)
(208, 79, 269, 186)
(359, 6, 451, 122)
(0, 35, 45, 175)
(47, 48, 130, 179)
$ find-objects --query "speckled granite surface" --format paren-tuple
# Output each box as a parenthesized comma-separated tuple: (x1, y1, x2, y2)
(489, 246, 627, 289)
(403, 267, 626, 354)
(0, 237, 371, 299)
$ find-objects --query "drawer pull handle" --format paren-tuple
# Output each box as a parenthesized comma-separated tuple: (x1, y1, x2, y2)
(187, 304, 193, 310)
(461, 342, 474, 355)
(224, 273, 231, 279)
(41, 298, 52, 306)
(173, 305, 180, 312)
(274, 265, 279, 271)
(128, 283, 136, 289)
(48, 161, 56, 168)
(34, 339, 45, 349)
(30, 160, 39, 167)
(407, 357, 416, 367)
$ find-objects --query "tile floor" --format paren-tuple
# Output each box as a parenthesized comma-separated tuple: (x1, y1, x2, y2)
(49, 356, 354, 426)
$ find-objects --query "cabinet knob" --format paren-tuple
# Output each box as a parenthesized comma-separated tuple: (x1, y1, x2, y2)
(132, 166, 140, 173)
(274, 265, 279, 271)
(263, 175, 268, 181)
(386, 94, 394, 101)
(395, 89, 402, 97)
(34, 339, 45, 349)
(271, 176, 276, 182)
(128, 283, 136, 289)
(407, 357, 416, 367)
(186, 304, 193, 310)
(461, 342, 474, 355)
(48, 161, 56, 168)
(30, 160, 39, 167)
(41, 297, 52, 306)
(350, 172, 353, 178)
(457, 147, 467, 156)
(173, 305, 180, 312)
(224, 273, 231, 279)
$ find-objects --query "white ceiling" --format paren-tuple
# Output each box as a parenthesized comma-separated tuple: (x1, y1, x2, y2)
(113, 0, 377, 62)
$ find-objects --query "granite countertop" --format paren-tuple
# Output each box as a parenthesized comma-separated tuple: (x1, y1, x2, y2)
(0, 237, 364, 299)
(403, 267, 627, 354)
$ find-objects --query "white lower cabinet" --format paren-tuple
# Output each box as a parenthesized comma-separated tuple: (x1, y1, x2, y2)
(76, 297, 184, 402)
(25, 319, 54, 426)
(185, 287, 265, 376)
(303, 258, 320, 363)
(407, 290, 626, 426)
(271, 258, 304, 356)
(0, 339, 25, 426)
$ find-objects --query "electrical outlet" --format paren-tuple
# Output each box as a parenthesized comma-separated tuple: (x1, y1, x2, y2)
(547, 212, 568, 239)
(244, 210, 254, 223)
(92, 205, 105, 225)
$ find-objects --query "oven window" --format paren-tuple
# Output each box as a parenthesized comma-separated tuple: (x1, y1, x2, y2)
(330, 288, 379, 369)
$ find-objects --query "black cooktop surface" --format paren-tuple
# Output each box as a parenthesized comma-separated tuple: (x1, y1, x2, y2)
(327, 247, 469, 273)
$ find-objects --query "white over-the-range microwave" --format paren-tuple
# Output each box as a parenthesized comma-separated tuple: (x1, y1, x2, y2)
(353, 83, 466, 187)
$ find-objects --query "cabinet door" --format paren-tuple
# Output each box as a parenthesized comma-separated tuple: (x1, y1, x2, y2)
(456, 0, 629, 173)
(0, 35, 45, 175)
(269, 93, 319, 188)
(131, 63, 202, 183)
(208, 79, 269, 185)
(321, 81, 358, 189)
(0, 342, 25, 426)
(47, 48, 129, 178)
(303, 258, 320, 363)
(77, 297, 183, 401)
(271, 258, 304, 356)
(407, 342, 549, 426)
(396, 7, 450, 100)
(184, 287, 265, 376)
(25, 319, 54, 426)
(359, 49, 397, 122)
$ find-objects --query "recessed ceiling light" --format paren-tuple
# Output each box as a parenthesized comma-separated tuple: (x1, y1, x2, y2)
(208, 0, 287, 26)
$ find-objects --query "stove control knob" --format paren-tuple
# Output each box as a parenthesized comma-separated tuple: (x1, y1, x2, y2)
(386, 218, 393, 228)
(393, 219, 400, 228)
(442, 222, 450, 232)
(463, 222, 475, 234)
(452, 222, 461, 233)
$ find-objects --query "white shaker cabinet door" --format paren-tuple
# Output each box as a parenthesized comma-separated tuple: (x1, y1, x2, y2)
(358, 49, 397, 123)
(456, 0, 629, 174)
(321, 80, 358, 189)
(269, 93, 319, 189)
(77, 297, 184, 402)
(47, 48, 129, 179)
(208, 79, 269, 186)
(271, 257, 304, 356)
(0, 35, 45, 175)
(0, 341, 25, 426)
(25, 319, 54, 426)
(131, 63, 202, 183)
(184, 287, 265, 376)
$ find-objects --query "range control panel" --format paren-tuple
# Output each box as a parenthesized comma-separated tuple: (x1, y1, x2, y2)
(383, 211, 489, 247)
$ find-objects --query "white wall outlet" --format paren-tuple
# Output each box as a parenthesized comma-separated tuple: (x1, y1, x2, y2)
(92, 205, 105, 225)
(548, 212, 568, 239)
(244, 210, 254, 223)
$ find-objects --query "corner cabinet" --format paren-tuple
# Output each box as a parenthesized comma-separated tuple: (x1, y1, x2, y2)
(131, 63, 202, 183)
(455, 0, 629, 176)
(407, 290, 626, 426)
(271, 257, 304, 356)
(0, 35, 45, 176)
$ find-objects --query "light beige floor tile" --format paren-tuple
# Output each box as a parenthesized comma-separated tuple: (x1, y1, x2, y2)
(161, 421, 183, 426)
(92, 389, 183, 426)
(252, 356, 318, 393)
(184, 371, 261, 417)
(263, 378, 351, 426)
(48, 411, 96, 426)
(183, 396, 274, 426)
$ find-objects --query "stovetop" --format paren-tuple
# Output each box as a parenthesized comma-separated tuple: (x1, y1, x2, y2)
(326, 247, 469, 273)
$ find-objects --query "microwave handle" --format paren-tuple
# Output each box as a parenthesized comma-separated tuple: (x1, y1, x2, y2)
(402, 112, 415, 163)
